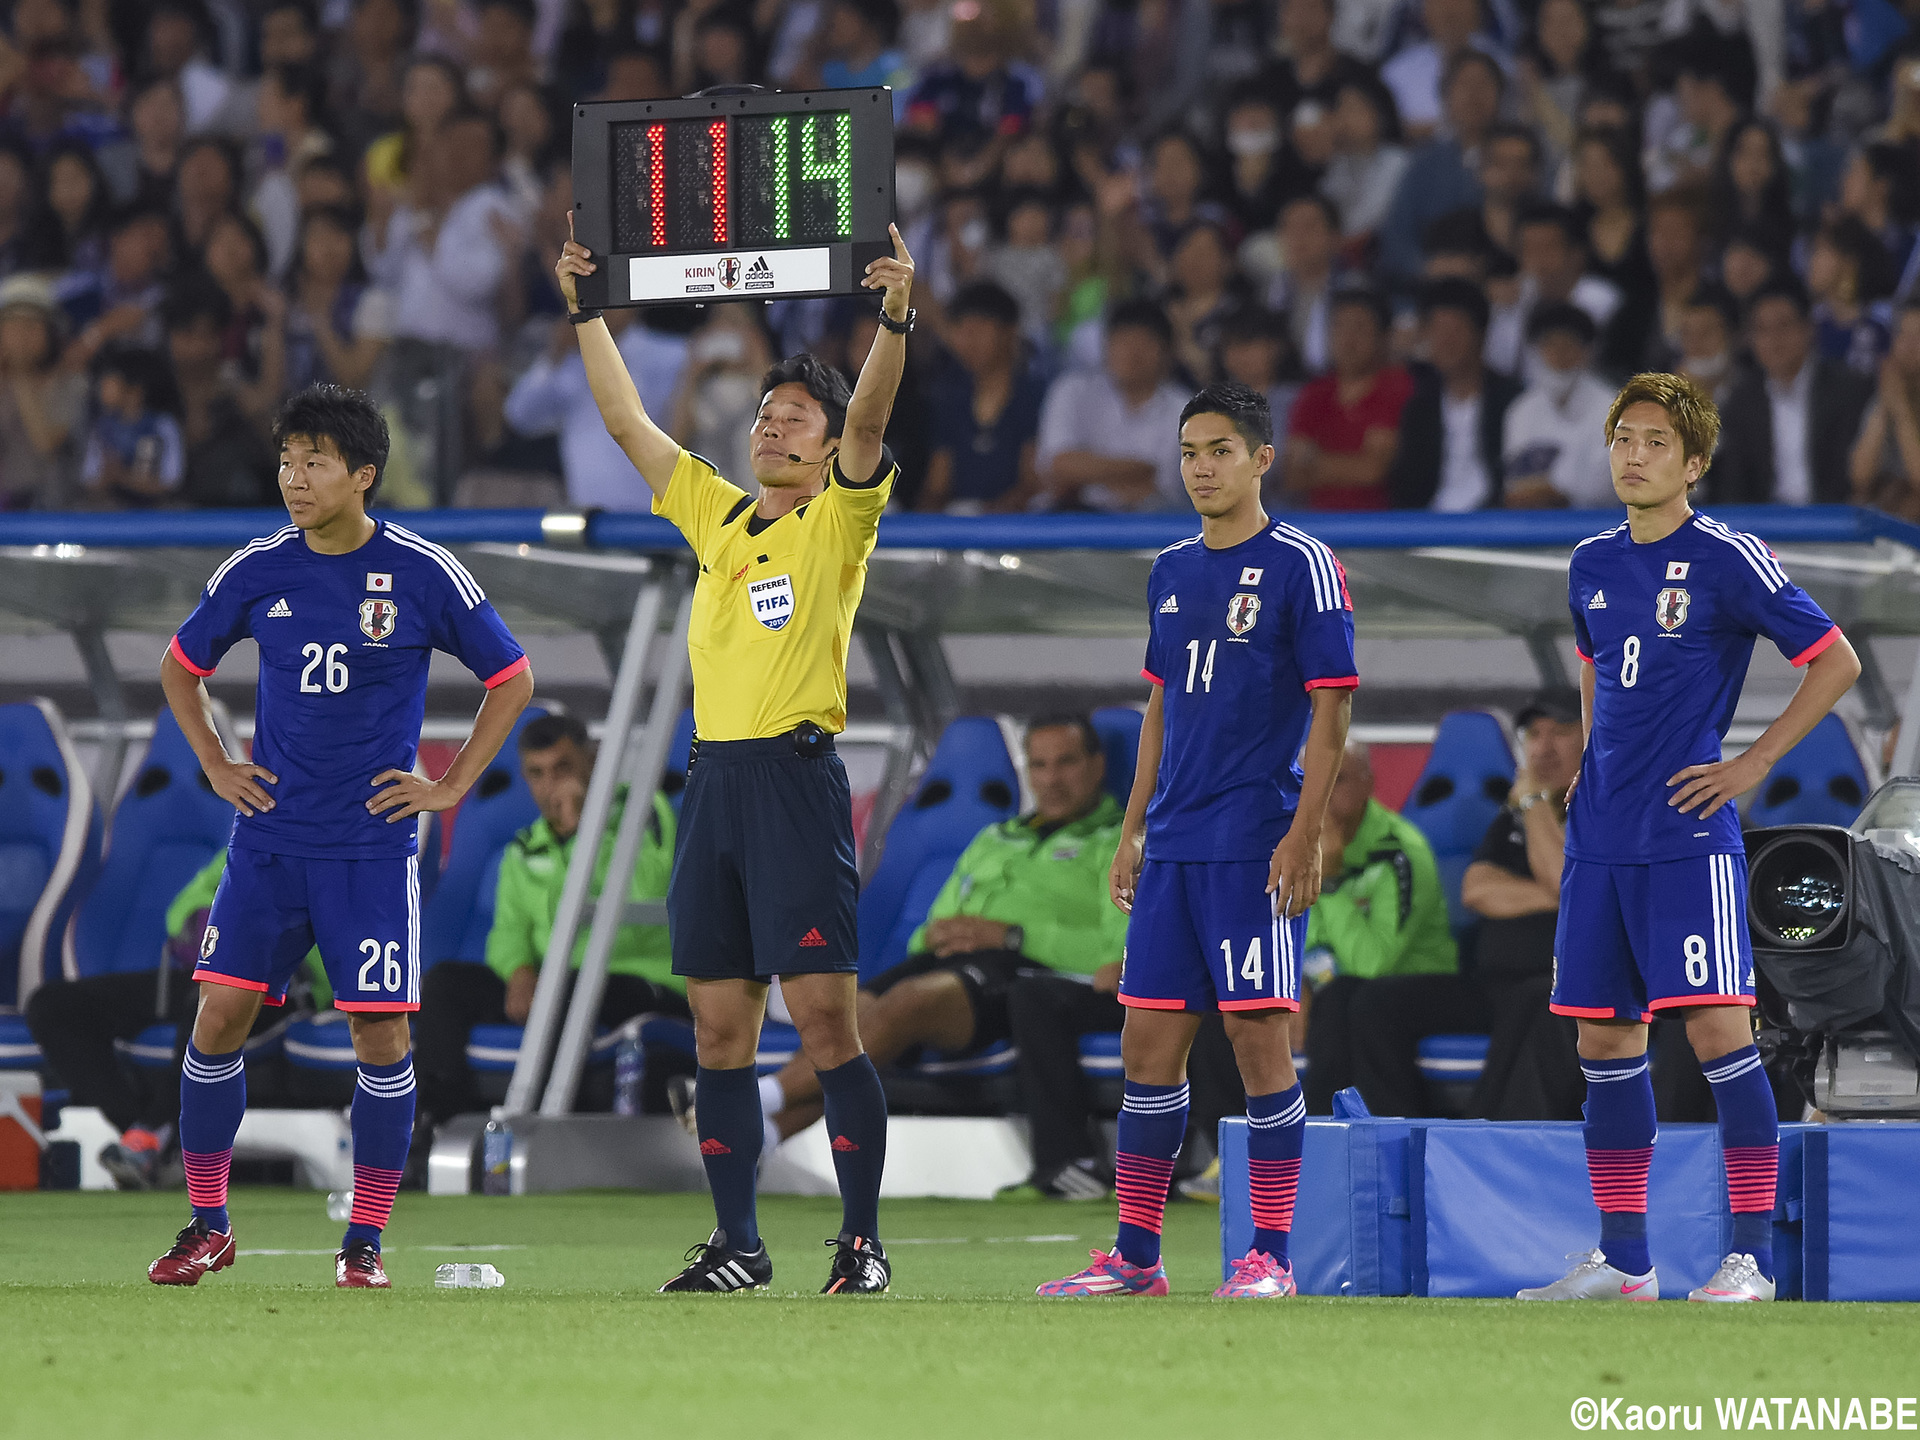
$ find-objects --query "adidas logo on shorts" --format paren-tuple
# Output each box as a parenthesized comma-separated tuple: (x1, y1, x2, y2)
(267, 597, 292, 617)
(799, 927, 827, 948)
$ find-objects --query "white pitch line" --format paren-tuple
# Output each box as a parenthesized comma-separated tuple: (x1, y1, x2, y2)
(886, 1234, 1081, 1246)
(238, 1244, 529, 1257)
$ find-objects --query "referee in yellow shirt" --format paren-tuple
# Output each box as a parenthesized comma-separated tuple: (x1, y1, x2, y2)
(556, 219, 915, 1295)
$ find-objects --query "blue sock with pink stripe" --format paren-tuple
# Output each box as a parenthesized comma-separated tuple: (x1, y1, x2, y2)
(1703, 1044, 1777, 1281)
(1581, 1053, 1656, 1277)
(1114, 1080, 1187, 1269)
(180, 1042, 247, 1235)
(344, 1055, 415, 1252)
(1246, 1082, 1306, 1263)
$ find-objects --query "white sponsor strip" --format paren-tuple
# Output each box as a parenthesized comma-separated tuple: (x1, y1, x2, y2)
(630, 246, 831, 301)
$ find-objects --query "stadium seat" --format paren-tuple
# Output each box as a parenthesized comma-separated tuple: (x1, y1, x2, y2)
(0, 699, 101, 1013)
(460, 1021, 623, 1106)
(116, 1022, 180, 1070)
(856, 717, 1020, 983)
(1090, 706, 1143, 807)
(1744, 713, 1870, 829)
(1399, 711, 1516, 933)
(1417, 1033, 1490, 1117)
(69, 708, 236, 978)
(417, 707, 546, 971)
(0, 1012, 40, 1069)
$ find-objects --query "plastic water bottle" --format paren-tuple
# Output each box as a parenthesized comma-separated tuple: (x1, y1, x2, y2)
(481, 1119, 512, 1195)
(435, 1263, 506, 1289)
(612, 1033, 643, 1115)
(326, 1190, 354, 1221)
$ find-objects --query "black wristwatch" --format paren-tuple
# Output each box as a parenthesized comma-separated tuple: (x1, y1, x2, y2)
(876, 307, 915, 335)
(1003, 924, 1024, 953)
(568, 308, 605, 325)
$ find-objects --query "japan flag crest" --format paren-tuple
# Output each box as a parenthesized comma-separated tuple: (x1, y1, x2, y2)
(1226, 592, 1261, 636)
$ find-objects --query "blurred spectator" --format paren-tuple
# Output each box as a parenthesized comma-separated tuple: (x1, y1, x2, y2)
(1443, 122, 1541, 266)
(1500, 302, 1615, 507)
(1267, 193, 1342, 375)
(283, 206, 390, 394)
(1708, 118, 1797, 263)
(1644, 35, 1751, 195)
(0, 276, 86, 510)
(497, 79, 556, 223)
(1320, 76, 1409, 250)
(1711, 279, 1873, 505)
(1164, 223, 1245, 383)
(127, 80, 188, 210)
(416, 713, 684, 1127)
(1641, 186, 1710, 369)
(1390, 277, 1520, 510)
(1806, 216, 1896, 376)
(664, 306, 768, 493)
(62, 208, 171, 369)
(1220, 95, 1296, 237)
(980, 191, 1068, 346)
(1380, 49, 1504, 284)
(166, 280, 278, 509)
(920, 281, 1044, 513)
(363, 55, 468, 212)
(1838, 142, 1920, 284)
(1569, 125, 1654, 369)
(1217, 307, 1301, 463)
(142, 0, 233, 134)
(815, 0, 910, 93)
(755, 717, 1126, 1153)
(1036, 299, 1186, 510)
(248, 61, 333, 278)
(203, 210, 287, 420)
(1673, 283, 1741, 403)
(1851, 301, 1920, 521)
(1350, 688, 1585, 1121)
(1246, 0, 1374, 117)
(903, 0, 1039, 151)
(1284, 286, 1411, 510)
(171, 137, 242, 258)
(79, 347, 185, 508)
(1382, 0, 1507, 142)
(1719, 225, 1780, 309)
(1488, 202, 1621, 379)
(0, 144, 37, 276)
(42, 141, 112, 278)
(1516, 0, 1617, 168)
(1135, 131, 1233, 272)
(1298, 742, 1457, 1113)
(467, 0, 541, 112)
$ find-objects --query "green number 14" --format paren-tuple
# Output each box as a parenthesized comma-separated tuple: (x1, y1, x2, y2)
(767, 112, 851, 241)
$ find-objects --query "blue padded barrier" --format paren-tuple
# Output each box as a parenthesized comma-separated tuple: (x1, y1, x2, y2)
(1416, 1122, 1726, 1297)
(1089, 706, 1143, 808)
(1400, 712, 1515, 933)
(0, 699, 101, 1009)
(418, 708, 545, 970)
(71, 709, 235, 978)
(1804, 1125, 1920, 1301)
(1220, 1117, 1415, 1295)
(855, 717, 1019, 983)
(1744, 713, 1871, 828)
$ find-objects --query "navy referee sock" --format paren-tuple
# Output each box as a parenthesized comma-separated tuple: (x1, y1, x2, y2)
(818, 1053, 888, 1239)
(694, 1065, 764, 1253)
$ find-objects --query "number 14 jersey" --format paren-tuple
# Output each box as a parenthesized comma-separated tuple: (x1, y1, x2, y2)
(170, 521, 527, 860)
(1566, 512, 1839, 866)
(1142, 523, 1359, 863)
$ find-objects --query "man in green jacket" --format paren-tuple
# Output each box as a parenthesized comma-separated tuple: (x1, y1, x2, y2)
(1298, 742, 1458, 1111)
(415, 713, 684, 1123)
(746, 716, 1128, 1143)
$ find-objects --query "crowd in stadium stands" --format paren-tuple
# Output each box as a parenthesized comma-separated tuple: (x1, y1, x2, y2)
(0, 0, 1915, 517)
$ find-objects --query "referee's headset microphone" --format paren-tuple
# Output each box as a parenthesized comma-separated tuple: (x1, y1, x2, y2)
(785, 446, 839, 469)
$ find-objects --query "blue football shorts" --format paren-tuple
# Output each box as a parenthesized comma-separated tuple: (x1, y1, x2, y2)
(1119, 859, 1304, 1014)
(1551, 853, 1755, 1022)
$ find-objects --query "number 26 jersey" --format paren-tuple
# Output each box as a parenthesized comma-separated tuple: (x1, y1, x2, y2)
(1141, 523, 1359, 863)
(170, 521, 527, 860)
(1566, 511, 1839, 866)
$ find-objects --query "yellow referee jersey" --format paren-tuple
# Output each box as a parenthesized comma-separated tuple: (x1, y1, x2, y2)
(653, 447, 896, 740)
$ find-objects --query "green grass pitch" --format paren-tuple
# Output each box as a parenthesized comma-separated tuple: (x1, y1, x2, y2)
(0, 1189, 1909, 1439)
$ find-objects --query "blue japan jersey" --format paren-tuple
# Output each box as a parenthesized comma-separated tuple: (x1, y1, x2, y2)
(170, 521, 527, 860)
(1566, 512, 1839, 865)
(1142, 523, 1359, 863)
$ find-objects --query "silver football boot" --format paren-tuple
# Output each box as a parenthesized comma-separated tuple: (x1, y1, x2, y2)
(1516, 1249, 1660, 1300)
(1688, 1252, 1776, 1302)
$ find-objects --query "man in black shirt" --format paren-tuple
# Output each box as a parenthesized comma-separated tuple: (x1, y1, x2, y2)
(1349, 688, 1586, 1118)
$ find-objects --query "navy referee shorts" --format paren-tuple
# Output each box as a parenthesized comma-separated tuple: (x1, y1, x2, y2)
(668, 733, 859, 982)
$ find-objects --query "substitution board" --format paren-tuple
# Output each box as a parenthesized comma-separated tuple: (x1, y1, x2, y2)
(570, 88, 896, 308)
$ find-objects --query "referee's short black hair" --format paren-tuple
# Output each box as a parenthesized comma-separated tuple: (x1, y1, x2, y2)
(518, 712, 590, 753)
(273, 383, 391, 500)
(1179, 380, 1273, 453)
(761, 353, 852, 439)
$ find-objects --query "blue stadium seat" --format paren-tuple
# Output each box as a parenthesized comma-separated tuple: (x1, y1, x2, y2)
(117, 1023, 180, 1069)
(0, 1013, 41, 1069)
(1745, 713, 1870, 829)
(418, 707, 545, 970)
(1400, 711, 1516, 933)
(285, 1013, 358, 1071)
(70, 708, 236, 978)
(1090, 706, 1143, 807)
(0, 699, 101, 1016)
(462, 1022, 622, 1074)
(1417, 1033, 1489, 1118)
(856, 717, 1019, 983)
(1077, 1031, 1123, 1079)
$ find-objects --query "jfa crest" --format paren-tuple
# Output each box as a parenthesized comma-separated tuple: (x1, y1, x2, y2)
(718, 256, 742, 290)
(200, 924, 219, 959)
(1655, 587, 1690, 631)
(748, 573, 796, 631)
(359, 597, 399, 641)
(1226, 592, 1261, 635)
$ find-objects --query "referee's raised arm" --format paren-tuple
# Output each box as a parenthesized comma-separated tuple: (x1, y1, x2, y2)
(554, 214, 681, 497)
(837, 222, 917, 487)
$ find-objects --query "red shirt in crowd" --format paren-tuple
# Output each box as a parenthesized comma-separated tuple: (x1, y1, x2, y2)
(1287, 365, 1414, 511)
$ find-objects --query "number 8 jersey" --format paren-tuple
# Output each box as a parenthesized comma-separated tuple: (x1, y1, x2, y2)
(1565, 512, 1840, 864)
(170, 521, 527, 859)
(1141, 523, 1359, 862)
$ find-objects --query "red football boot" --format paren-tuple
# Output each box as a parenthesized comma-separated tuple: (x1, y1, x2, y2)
(336, 1240, 391, 1288)
(148, 1219, 236, 1286)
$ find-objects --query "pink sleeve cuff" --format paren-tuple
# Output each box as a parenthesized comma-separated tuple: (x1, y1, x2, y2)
(168, 635, 215, 677)
(483, 654, 531, 689)
(1574, 646, 1592, 665)
(1304, 675, 1360, 692)
(1141, 668, 1163, 687)
(1789, 625, 1842, 668)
